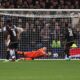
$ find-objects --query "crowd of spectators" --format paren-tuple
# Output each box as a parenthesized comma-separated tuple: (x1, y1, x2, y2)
(0, 0, 80, 9)
(0, 13, 79, 58)
(0, 15, 77, 46)
(0, 16, 74, 51)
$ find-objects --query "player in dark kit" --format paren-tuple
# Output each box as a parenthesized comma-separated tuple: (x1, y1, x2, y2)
(64, 24, 76, 59)
(2, 19, 24, 61)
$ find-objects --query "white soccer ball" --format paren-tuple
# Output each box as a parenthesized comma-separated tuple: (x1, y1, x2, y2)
(53, 53, 58, 58)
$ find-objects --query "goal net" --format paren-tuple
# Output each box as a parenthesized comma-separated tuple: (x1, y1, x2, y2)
(0, 9, 80, 59)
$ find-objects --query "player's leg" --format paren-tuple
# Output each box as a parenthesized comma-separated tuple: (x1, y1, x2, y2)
(36, 51, 51, 58)
(6, 50, 10, 60)
(9, 49, 16, 60)
(13, 42, 19, 60)
(64, 41, 74, 59)
(8, 43, 17, 61)
(15, 51, 18, 59)
(5, 47, 10, 61)
(17, 51, 34, 60)
(9, 42, 19, 61)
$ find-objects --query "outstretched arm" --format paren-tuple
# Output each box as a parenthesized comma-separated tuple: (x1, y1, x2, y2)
(41, 50, 51, 57)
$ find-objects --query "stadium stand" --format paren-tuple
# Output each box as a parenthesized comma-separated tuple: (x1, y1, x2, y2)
(0, 0, 80, 9)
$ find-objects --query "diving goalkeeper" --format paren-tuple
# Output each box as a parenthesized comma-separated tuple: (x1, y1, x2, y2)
(17, 47, 51, 60)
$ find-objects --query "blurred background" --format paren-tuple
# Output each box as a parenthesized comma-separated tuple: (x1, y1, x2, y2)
(0, 10, 80, 59)
(0, 0, 79, 9)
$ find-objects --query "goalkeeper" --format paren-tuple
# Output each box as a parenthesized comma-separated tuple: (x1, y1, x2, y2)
(17, 47, 51, 60)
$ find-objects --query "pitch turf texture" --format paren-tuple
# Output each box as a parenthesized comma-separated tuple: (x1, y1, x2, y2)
(0, 60, 80, 80)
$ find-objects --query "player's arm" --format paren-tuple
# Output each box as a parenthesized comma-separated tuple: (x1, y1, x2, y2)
(41, 49, 52, 56)
(41, 50, 47, 55)
(5, 34, 10, 47)
(16, 27, 25, 40)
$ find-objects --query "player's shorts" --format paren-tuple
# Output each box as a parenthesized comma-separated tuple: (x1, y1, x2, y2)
(9, 42, 18, 49)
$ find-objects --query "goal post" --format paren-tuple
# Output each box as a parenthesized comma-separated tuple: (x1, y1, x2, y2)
(0, 9, 80, 59)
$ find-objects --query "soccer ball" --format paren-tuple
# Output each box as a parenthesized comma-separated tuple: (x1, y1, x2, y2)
(53, 53, 58, 58)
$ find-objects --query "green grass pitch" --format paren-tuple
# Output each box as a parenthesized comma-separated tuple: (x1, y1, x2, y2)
(0, 60, 80, 80)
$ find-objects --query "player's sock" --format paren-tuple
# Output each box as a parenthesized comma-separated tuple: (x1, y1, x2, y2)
(10, 49, 16, 60)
